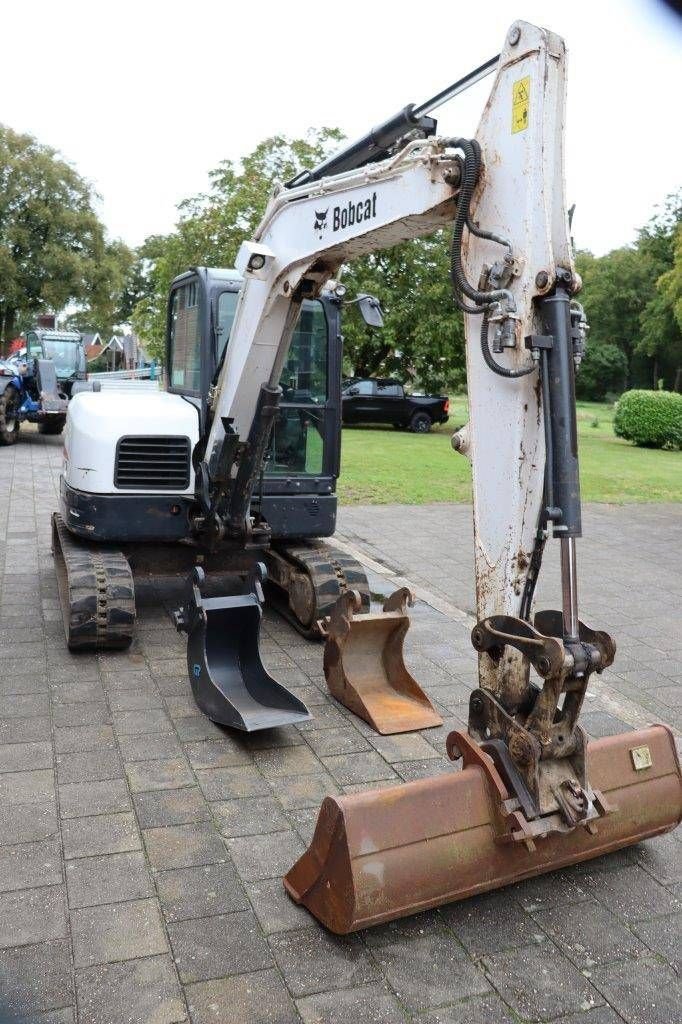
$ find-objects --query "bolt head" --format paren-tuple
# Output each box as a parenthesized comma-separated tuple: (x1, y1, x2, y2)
(508, 26, 521, 45)
(535, 271, 549, 289)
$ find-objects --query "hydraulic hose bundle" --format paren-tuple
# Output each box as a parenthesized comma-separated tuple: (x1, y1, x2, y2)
(449, 138, 534, 378)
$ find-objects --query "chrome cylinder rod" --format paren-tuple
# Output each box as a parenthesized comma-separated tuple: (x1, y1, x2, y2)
(560, 536, 579, 641)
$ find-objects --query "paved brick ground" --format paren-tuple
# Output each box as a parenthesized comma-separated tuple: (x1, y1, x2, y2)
(0, 428, 680, 1024)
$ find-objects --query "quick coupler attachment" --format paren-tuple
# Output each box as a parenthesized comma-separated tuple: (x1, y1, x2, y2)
(320, 588, 442, 735)
(174, 564, 311, 732)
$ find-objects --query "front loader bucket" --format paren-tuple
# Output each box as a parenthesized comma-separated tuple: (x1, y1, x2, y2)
(321, 589, 442, 734)
(175, 565, 311, 732)
(284, 724, 682, 933)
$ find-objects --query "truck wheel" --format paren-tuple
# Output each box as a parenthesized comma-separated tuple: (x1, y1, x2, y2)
(0, 386, 20, 445)
(38, 416, 67, 436)
(409, 411, 432, 434)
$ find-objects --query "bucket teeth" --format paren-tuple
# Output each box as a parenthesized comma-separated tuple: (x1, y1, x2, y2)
(319, 588, 443, 735)
(284, 724, 682, 934)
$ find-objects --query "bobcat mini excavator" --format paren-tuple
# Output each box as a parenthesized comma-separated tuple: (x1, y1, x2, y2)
(55, 17, 681, 907)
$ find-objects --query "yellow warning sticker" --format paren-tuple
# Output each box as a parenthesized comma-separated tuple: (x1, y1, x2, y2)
(512, 76, 530, 134)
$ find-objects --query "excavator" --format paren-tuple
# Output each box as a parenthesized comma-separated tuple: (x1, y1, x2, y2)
(55, 19, 681, 920)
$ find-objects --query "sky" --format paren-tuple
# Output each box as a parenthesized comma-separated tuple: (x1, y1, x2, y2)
(3, 0, 681, 256)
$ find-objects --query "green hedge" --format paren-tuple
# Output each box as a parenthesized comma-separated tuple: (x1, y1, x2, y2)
(614, 390, 682, 450)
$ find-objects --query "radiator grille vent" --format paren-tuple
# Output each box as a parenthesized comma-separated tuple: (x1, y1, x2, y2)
(114, 436, 190, 490)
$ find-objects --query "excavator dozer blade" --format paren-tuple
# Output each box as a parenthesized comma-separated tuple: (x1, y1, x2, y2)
(284, 724, 682, 934)
(321, 589, 442, 735)
(175, 565, 311, 733)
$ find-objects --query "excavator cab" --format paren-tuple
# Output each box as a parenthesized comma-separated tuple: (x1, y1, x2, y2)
(167, 267, 351, 540)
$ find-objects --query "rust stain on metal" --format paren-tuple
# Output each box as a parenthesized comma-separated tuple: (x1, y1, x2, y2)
(284, 725, 682, 934)
(320, 589, 442, 735)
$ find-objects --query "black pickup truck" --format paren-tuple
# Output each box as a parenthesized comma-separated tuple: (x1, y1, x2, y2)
(342, 378, 449, 433)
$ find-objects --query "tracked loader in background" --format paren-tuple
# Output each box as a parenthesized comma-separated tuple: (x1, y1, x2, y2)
(280, 21, 682, 929)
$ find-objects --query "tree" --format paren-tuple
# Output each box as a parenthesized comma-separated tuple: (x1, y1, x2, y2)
(575, 342, 627, 401)
(0, 124, 112, 348)
(131, 130, 343, 358)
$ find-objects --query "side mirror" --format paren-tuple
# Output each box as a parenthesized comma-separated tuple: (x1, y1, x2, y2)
(356, 294, 384, 329)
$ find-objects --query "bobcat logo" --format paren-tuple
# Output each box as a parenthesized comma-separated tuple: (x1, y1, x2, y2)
(314, 209, 328, 236)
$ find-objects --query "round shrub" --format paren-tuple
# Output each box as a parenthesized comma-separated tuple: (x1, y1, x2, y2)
(575, 343, 627, 401)
(614, 390, 682, 449)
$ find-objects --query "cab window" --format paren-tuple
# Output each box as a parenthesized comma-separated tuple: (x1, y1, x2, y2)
(279, 300, 328, 403)
(169, 282, 201, 392)
(217, 290, 239, 362)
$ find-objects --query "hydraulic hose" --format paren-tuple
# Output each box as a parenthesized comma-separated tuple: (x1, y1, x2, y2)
(480, 308, 535, 379)
(448, 138, 514, 311)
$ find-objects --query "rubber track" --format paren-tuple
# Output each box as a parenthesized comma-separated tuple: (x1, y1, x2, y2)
(52, 514, 136, 650)
(268, 541, 371, 639)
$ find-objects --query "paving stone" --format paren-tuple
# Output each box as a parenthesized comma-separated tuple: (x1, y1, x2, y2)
(269, 925, 379, 998)
(0, 838, 62, 893)
(0, 715, 51, 744)
(75, 954, 185, 1024)
(168, 909, 272, 983)
(0, 740, 53, 772)
(418, 992, 517, 1023)
(373, 929, 490, 1011)
(118, 732, 184, 762)
(65, 851, 154, 909)
(143, 822, 227, 869)
(195, 765, 272, 800)
(441, 891, 542, 956)
(0, 884, 67, 948)
(50, 681, 105, 704)
(296, 983, 404, 1024)
(579, 711, 633, 739)
(246, 877, 312, 934)
(172, 716, 226, 742)
(186, 968, 298, 1024)
(302, 726, 370, 759)
(134, 786, 209, 828)
(483, 944, 602, 1021)
(52, 702, 110, 728)
(212, 796, 291, 837)
(71, 896, 168, 967)
(108, 689, 165, 711)
(367, 732, 441, 763)
(635, 831, 682, 887)
(112, 708, 173, 735)
(534, 899, 646, 967)
(632, 910, 682, 969)
(53, 724, 116, 754)
(59, 778, 131, 818)
(253, 744, 321, 778)
(15, 1008, 75, 1024)
(183, 738, 252, 769)
(511, 869, 592, 912)
(156, 861, 248, 921)
(125, 757, 194, 793)
(55, 749, 123, 784)
(269, 770, 341, 810)
(590, 957, 682, 1024)
(0, 693, 49, 717)
(0, 939, 73, 1017)
(582, 863, 679, 923)
(62, 812, 142, 859)
(322, 751, 397, 786)
(226, 830, 305, 882)
(392, 758, 455, 782)
(3, 800, 58, 844)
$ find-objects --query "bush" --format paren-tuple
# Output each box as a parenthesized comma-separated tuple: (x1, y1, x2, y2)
(575, 343, 627, 401)
(614, 390, 682, 449)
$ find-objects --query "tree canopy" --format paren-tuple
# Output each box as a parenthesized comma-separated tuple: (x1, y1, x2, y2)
(0, 124, 132, 346)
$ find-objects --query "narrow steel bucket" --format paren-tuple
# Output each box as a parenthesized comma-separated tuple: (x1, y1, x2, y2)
(321, 588, 442, 735)
(284, 724, 682, 933)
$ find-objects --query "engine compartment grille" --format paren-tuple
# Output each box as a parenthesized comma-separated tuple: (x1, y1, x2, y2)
(114, 436, 191, 490)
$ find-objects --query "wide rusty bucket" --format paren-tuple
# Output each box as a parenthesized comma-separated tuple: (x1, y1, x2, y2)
(284, 724, 682, 934)
(321, 588, 442, 735)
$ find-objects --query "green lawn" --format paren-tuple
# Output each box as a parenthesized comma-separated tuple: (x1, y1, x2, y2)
(337, 399, 682, 505)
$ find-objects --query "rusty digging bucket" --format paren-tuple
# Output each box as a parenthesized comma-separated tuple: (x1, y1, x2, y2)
(284, 724, 682, 934)
(320, 588, 443, 735)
